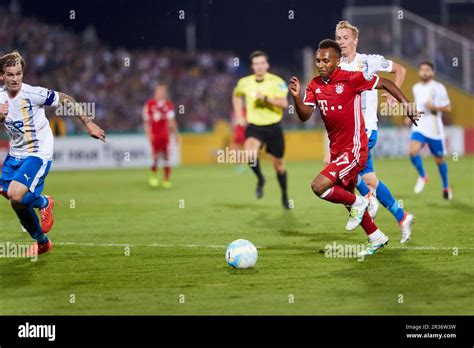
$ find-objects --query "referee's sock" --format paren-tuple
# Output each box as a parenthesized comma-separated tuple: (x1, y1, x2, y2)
(277, 170, 287, 194)
(250, 159, 265, 184)
(277, 170, 288, 202)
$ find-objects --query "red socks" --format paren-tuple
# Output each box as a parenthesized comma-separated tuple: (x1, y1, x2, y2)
(319, 185, 378, 236)
(164, 166, 171, 181)
(360, 210, 378, 236)
(320, 186, 356, 206)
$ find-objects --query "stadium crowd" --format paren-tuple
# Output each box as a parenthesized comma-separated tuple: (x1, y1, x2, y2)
(0, 6, 304, 134)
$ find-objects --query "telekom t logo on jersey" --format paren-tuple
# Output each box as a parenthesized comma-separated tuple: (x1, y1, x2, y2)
(317, 100, 343, 116)
(318, 100, 328, 115)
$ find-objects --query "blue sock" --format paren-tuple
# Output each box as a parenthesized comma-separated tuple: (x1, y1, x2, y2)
(13, 207, 49, 244)
(356, 175, 370, 196)
(20, 192, 49, 209)
(438, 161, 449, 189)
(410, 155, 426, 178)
(376, 180, 406, 223)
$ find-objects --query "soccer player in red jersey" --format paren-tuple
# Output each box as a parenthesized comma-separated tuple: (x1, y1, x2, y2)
(289, 39, 421, 256)
(143, 83, 179, 188)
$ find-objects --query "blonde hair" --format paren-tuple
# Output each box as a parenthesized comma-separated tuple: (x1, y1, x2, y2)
(0, 51, 25, 74)
(335, 21, 359, 40)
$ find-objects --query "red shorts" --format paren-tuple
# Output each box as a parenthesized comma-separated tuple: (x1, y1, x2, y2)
(151, 137, 169, 154)
(233, 125, 246, 146)
(320, 150, 368, 188)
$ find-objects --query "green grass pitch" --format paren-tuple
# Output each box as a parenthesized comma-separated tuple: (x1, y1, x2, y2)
(0, 156, 473, 315)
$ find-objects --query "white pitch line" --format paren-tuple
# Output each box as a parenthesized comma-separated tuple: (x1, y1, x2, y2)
(44, 242, 474, 251)
(391, 246, 474, 250)
(7, 241, 474, 251)
(56, 241, 227, 249)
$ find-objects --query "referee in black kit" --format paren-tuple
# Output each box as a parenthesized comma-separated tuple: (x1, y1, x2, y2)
(232, 51, 290, 209)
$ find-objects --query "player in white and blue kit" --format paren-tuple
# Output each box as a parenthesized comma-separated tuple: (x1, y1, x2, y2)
(0, 51, 105, 256)
(409, 61, 452, 200)
(335, 21, 415, 243)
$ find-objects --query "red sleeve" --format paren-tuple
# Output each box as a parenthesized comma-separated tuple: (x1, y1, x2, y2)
(349, 71, 380, 93)
(303, 80, 317, 108)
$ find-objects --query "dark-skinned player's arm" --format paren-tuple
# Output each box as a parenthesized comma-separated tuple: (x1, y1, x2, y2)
(375, 78, 423, 126)
(57, 92, 106, 142)
(288, 76, 314, 122)
(381, 62, 406, 107)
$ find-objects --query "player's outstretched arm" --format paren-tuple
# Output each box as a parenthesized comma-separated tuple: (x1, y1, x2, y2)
(376, 78, 422, 126)
(57, 92, 106, 142)
(288, 76, 313, 122)
(382, 62, 406, 107)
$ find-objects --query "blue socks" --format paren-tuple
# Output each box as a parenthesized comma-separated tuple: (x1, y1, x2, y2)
(411, 155, 449, 189)
(376, 181, 406, 223)
(13, 207, 49, 244)
(20, 192, 49, 209)
(357, 175, 405, 224)
(438, 161, 449, 189)
(410, 155, 426, 178)
(356, 175, 370, 196)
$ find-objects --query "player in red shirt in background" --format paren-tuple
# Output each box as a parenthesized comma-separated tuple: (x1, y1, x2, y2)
(143, 83, 179, 188)
(289, 39, 421, 256)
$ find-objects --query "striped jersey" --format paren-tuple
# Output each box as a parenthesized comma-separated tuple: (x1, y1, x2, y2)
(0, 83, 58, 160)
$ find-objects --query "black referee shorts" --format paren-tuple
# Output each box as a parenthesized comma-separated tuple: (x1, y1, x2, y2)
(245, 122, 285, 159)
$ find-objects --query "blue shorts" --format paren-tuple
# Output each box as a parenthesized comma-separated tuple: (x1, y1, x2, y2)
(360, 129, 378, 176)
(411, 131, 446, 157)
(0, 155, 52, 197)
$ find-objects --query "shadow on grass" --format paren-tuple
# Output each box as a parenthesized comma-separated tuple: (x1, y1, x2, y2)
(324, 248, 453, 314)
(226, 267, 260, 275)
(219, 203, 265, 210)
(426, 200, 474, 213)
(248, 210, 311, 230)
(0, 256, 48, 288)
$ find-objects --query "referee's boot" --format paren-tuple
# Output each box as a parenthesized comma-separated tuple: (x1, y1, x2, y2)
(256, 178, 265, 199)
(282, 194, 290, 210)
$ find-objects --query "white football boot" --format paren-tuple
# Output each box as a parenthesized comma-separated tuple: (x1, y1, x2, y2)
(358, 232, 389, 257)
(367, 190, 379, 219)
(346, 195, 369, 231)
(400, 213, 415, 243)
(414, 176, 427, 194)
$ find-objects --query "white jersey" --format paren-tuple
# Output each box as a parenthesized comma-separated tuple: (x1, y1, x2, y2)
(0, 83, 58, 160)
(339, 53, 393, 131)
(412, 80, 450, 140)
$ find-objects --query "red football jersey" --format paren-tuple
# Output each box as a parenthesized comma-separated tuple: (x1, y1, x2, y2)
(303, 68, 379, 161)
(143, 99, 175, 138)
